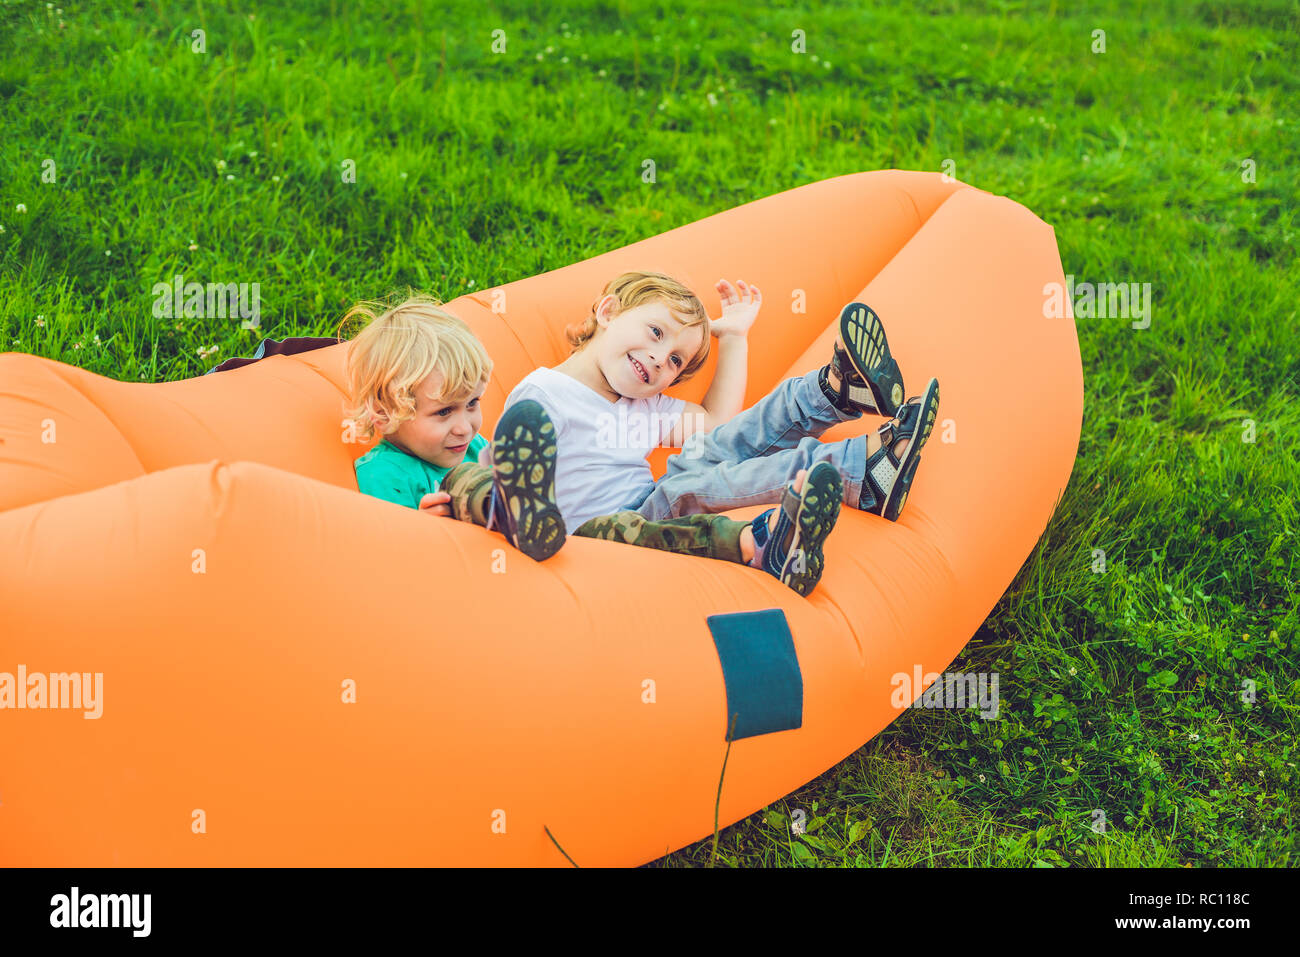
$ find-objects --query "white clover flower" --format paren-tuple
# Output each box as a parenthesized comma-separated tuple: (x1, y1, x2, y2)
(216, 159, 226, 170)
(598, 69, 606, 77)
(1068, 666, 1077, 675)
(105, 249, 111, 256)
(248, 150, 258, 157)
(707, 92, 717, 107)
(36, 317, 46, 327)
(272, 175, 280, 182)
(0, 225, 5, 233)
(561, 56, 569, 63)
(188, 243, 198, 251)
(94, 334, 101, 343)
(535, 52, 543, 60)
(545, 45, 554, 53)
(15, 203, 26, 213)
(227, 174, 235, 181)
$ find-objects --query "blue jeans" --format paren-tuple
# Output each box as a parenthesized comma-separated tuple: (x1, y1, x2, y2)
(628, 368, 873, 520)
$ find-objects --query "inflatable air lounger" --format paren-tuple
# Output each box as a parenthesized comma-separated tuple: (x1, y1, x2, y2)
(0, 170, 1082, 866)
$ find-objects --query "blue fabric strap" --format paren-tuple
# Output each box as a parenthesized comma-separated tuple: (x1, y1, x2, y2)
(707, 609, 804, 740)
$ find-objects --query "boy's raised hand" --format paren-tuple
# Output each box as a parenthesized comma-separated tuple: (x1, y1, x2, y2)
(709, 278, 761, 339)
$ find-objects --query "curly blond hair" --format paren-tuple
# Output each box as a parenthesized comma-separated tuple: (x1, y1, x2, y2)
(565, 270, 711, 384)
(340, 295, 492, 443)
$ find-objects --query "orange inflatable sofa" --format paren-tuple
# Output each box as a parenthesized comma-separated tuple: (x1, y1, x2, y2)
(0, 170, 1082, 866)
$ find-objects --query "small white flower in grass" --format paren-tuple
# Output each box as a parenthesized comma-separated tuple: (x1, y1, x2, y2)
(188, 243, 198, 251)
(249, 150, 258, 157)
(73, 342, 81, 350)
(227, 174, 235, 181)
(535, 53, 543, 60)
(561, 56, 569, 63)
(1189, 732, 1199, 741)
(0, 225, 5, 233)
(272, 175, 280, 182)
(707, 92, 717, 107)
(811, 55, 819, 62)
(1068, 666, 1077, 675)
(36, 317, 46, 327)
(598, 69, 606, 77)
(105, 249, 111, 256)
(216, 159, 226, 170)
(824, 61, 831, 68)
(978, 774, 986, 782)
(15, 203, 26, 213)
(545, 45, 554, 53)
(94, 334, 100, 343)
(399, 172, 407, 179)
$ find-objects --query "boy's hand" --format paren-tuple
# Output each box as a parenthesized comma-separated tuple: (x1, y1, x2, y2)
(419, 491, 452, 517)
(709, 278, 761, 339)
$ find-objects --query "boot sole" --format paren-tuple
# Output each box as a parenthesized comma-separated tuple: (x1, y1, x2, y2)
(781, 462, 844, 597)
(491, 401, 567, 561)
(840, 303, 905, 417)
(882, 378, 940, 522)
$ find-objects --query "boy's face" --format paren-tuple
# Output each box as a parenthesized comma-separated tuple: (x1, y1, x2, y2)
(385, 372, 486, 469)
(594, 298, 705, 399)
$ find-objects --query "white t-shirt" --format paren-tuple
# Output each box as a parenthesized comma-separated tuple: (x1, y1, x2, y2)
(504, 367, 685, 533)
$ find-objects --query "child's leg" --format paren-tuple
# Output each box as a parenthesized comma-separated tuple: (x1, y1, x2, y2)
(641, 377, 941, 522)
(576, 466, 842, 596)
(639, 431, 870, 519)
(439, 398, 567, 561)
(670, 367, 857, 472)
(441, 462, 495, 526)
(664, 301, 903, 473)
(573, 511, 749, 563)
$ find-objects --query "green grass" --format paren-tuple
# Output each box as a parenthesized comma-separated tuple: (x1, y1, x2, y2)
(2, 0, 1297, 867)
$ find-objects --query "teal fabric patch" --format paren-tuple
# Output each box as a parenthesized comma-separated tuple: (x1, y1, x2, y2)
(707, 609, 803, 740)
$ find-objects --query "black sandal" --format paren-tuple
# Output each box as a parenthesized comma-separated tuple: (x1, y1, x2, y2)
(858, 377, 940, 522)
(486, 400, 567, 561)
(750, 461, 844, 596)
(819, 302, 906, 417)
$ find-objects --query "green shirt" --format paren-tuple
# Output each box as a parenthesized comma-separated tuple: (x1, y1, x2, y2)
(354, 433, 488, 509)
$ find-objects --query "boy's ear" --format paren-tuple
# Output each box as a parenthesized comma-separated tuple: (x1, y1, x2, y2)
(594, 294, 619, 329)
